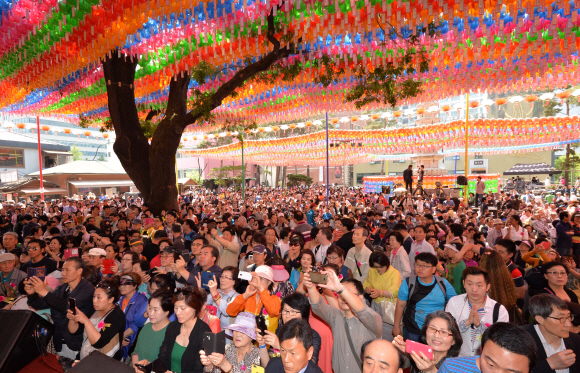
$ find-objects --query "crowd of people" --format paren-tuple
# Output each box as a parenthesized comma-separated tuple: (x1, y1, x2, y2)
(2, 181, 580, 373)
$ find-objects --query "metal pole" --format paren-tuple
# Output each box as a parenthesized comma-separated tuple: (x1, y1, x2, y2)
(241, 135, 245, 201)
(325, 112, 329, 205)
(464, 93, 469, 198)
(36, 116, 45, 201)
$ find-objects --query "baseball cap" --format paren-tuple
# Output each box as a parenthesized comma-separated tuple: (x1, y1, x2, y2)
(251, 245, 268, 254)
(130, 238, 143, 246)
(132, 219, 143, 225)
(0, 253, 16, 262)
(493, 219, 503, 225)
(88, 248, 107, 257)
(254, 265, 274, 282)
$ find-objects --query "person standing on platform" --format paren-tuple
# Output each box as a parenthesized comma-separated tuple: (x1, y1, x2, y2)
(403, 165, 414, 194)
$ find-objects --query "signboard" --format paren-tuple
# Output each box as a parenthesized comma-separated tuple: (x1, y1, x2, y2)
(0, 170, 18, 183)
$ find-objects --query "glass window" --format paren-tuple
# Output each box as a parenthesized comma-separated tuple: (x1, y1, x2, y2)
(0, 148, 24, 168)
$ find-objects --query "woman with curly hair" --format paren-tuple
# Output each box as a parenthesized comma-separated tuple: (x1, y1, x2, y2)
(479, 249, 523, 324)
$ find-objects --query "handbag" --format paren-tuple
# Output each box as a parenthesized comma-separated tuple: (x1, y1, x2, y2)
(379, 294, 396, 325)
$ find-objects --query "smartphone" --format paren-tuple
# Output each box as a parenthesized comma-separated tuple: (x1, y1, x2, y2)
(89, 230, 96, 234)
(256, 314, 268, 335)
(69, 298, 77, 315)
(134, 364, 152, 373)
(200, 271, 213, 290)
(405, 340, 434, 360)
(309, 272, 328, 285)
(203, 331, 226, 355)
(102, 259, 114, 274)
(63, 248, 79, 260)
(27, 267, 46, 282)
(247, 254, 253, 261)
(251, 365, 265, 373)
(75, 225, 83, 231)
(238, 271, 253, 281)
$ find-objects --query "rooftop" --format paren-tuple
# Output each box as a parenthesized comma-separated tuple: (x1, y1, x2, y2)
(27, 161, 127, 176)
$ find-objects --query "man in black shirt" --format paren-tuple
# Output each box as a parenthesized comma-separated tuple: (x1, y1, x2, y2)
(25, 257, 95, 359)
(403, 165, 414, 193)
(20, 238, 58, 274)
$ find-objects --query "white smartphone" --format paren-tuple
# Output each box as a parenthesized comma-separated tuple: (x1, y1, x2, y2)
(238, 271, 253, 281)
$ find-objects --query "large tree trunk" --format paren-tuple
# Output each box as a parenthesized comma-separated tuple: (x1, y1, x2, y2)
(102, 53, 152, 202)
(102, 3, 295, 214)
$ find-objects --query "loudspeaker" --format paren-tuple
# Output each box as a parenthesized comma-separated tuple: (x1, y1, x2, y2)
(68, 351, 134, 373)
(381, 186, 391, 194)
(0, 310, 54, 373)
(456, 175, 468, 186)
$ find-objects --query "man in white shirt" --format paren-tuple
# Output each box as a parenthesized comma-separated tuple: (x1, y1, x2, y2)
(446, 267, 509, 357)
(345, 227, 373, 282)
(313, 227, 332, 264)
(522, 294, 580, 373)
(408, 225, 436, 276)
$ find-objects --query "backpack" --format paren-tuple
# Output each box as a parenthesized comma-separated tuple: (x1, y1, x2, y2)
(524, 264, 547, 290)
(407, 275, 448, 307)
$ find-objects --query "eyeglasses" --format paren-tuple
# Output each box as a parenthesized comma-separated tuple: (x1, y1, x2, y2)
(28, 246, 40, 251)
(427, 326, 453, 337)
(547, 315, 574, 324)
(414, 264, 434, 269)
(327, 256, 340, 260)
(547, 271, 567, 276)
(220, 275, 233, 281)
(281, 309, 300, 316)
(117, 239, 126, 242)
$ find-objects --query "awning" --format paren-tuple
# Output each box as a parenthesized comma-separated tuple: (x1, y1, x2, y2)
(42, 150, 72, 156)
(503, 163, 562, 175)
(69, 180, 135, 188)
(20, 187, 68, 194)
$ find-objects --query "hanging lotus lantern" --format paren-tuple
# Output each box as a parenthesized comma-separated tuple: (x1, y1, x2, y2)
(64, 128, 72, 134)
(103, 133, 109, 139)
(193, 136, 198, 141)
(83, 131, 92, 138)
(557, 91, 571, 103)
(393, 111, 402, 117)
(469, 101, 480, 108)
(371, 114, 380, 120)
(258, 127, 265, 132)
(331, 118, 339, 124)
(350, 116, 358, 122)
(495, 98, 508, 106)
(525, 95, 538, 102)
(16, 123, 25, 129)
(41, 125, 50, 133)
(305, 122, 313, 127)
(441, 105, 451, 112)
(271, 126, 279, 131)
(204, 135, 209, 139)
(417, 108, 425, 115)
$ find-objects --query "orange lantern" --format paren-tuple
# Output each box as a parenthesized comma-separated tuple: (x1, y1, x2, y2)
(193, 136, 198, 141)
(350, 116, 358, 122)
(525, 95, 538, 102)
(16, 123, 25, 129)
(371, 114, 380, 120)
(83, 131, 91, 138)
(41, 125, 50, 132)
(226, 132, 232, 136)
(495, 98, 507, 105)
(289, 124, 297, 129)
(258, 127, 265, 132)
(272, 126, 279, 131)
(305, 122, 313, 127)
(469, 101, 480, 108)
(204, 135, 209, 139)
(393, 111, 402, 117)
(103, 134, 109, 139)
(331, 118, 339, 124)
(441, 105, 451, 112)
(243, 130, 251, 134)
(63, 128, 72, 134)
(417, 108, 425, 115)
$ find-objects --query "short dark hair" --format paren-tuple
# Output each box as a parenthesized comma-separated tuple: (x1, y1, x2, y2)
(281, 292, 311, 322)
(152, 273, 175, 293)
(481, 322, 538, 371)
(369, 251, 390, 270)
(529, 294, 569, 322)
(341, 218, 355, 232)
(96, 279, 121, 303)
(326, 245, 344, 258)
(222, 266, 240, 288)
(297, 249, 315, 265)
(414, 225, 426, 233)
(341, 278, 364, 295)
(294, 211, 304, 221)
(415, 252, 438, 267)
(173, 286, 203, 316)
(278, 318, 314, 351)
(66, 256, 85, 270)
(541, 261, 569, 276)
(560, 211, 570, 221)
(495, 239, 517, 255)
(448, 223, 464, 238)
(319, 227, 333, 241)
(388, 231, 404, 245)
(393, 223, 408, 232)
(28, 238, 46, 250)
(202, 245, 220, 263)
(462, 266, 490, 284)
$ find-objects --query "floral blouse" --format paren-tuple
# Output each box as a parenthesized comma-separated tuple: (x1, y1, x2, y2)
(204, 343, 261, 373)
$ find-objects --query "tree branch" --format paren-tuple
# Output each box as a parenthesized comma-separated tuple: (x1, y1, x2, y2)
(182, 3, 294, 128)
(145, 109, 161, 121)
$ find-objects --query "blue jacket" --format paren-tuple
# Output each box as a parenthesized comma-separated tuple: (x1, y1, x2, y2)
(117, 291, 148, 359)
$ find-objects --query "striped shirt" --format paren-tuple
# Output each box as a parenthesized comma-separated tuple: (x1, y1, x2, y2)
(438, 356, 481, 372)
